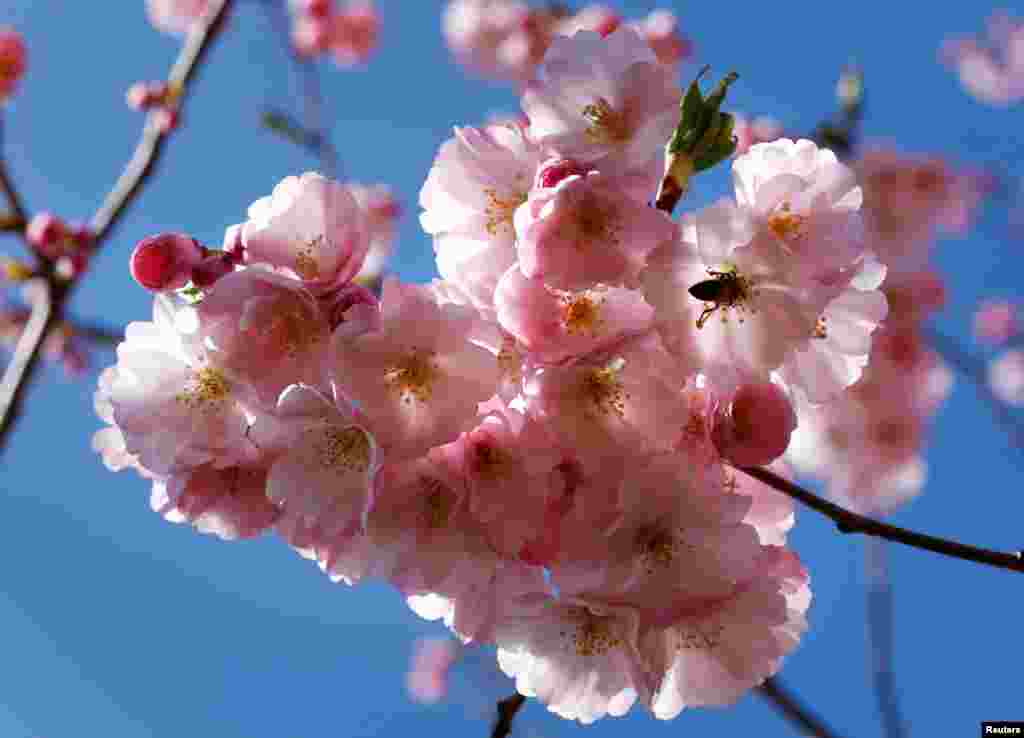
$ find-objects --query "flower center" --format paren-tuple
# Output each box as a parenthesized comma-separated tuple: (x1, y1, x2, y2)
(311, 426, 372, 473)
(573, 193, 619, 247)
(263, 304, 323, 358)
(813, 315, 828, 339)
(582, 97, 629, 145)
(561, 608, 622, 657)
(294, 235, 323, 280)
(768, 203, 807, 242)
(674, 622, 724, 650)
(581, 358, 628, 419)
(484, 188, 527, 236)
(636, 526, 683, 573)
(176, 366, 231, 410)
(420, 476, 456, 530)
(560, 290, 605, 336)
(385, 349, 439, 404)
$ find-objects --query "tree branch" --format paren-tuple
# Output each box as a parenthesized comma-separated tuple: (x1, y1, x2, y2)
(0, 0, 234, 456)
(0, 278, 55, 443)
(90, 0, 234, 244)
(736, 465, 1024, 573)
(864, 539, 907, 738)
(490, 693, 526, 738)
(71, 317, 122, 347)
(757, 676, 845, 738)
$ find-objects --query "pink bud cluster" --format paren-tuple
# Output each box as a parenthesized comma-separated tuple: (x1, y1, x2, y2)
(26, 212, 94, 278)
(145, 0, 210, 36)
(0, 27, 26, 101)
(942, 10, 1024, 106)
(126, 81, 181, 133)
(91, 27, 942, 724)
(290, 0, 379, 66)
(443, 1, 690, 84)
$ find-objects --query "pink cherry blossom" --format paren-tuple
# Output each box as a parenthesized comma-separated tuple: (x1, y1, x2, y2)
(522, 28, 680, 178)
(0, 28, 26, 100)
(329, 1, 379, 66)
(514, 169, 677, 291)
(330, 279, 500, 462)
(643, 546, 811, 718)
(243, 172, 369, 294)
(494, 594, 649, 724)
(197, 267, 331, 406)
(349, 183, 400, 285)
(104, 295, 256, 476)
(151, 464, 280, 540)
(250, 383, 378, 538)
(494, 266, 653, 365)
(146, 0, 209, 36)
(130, 233, 205, 292)
(629, 10, 692, 66)
(731, 114, 784, 157)
(421, 122, 545, 317)
(442, 0, 538, 83)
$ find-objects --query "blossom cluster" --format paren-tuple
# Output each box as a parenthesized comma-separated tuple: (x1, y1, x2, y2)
(0, 27, 26, 102)
(89, 27, 936, 724)
(443, 0, 690, 84)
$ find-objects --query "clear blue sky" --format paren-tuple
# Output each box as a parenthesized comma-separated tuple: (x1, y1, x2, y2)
(1, 1, 1022, 737)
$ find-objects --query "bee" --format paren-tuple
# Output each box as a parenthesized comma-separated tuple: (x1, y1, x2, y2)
(688, 268, 747, 329)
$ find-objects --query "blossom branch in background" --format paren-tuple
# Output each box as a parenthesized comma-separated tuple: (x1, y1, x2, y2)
(864, 539, 907, 738)
(737, 465, 1024, 572)
(756, 677, 845, 738)
(259, 0, 339, 179)
(926, 324, 1024, 453)
(0, 0, 234, 455)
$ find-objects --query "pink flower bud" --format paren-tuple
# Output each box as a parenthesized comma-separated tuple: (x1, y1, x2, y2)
(292, 16, 331, 56)
(130, 233, 204, 292)
(191, 252, 235, 287)
(0, 28, 27, 101)
(126, 82, 153, 110)
(153, 108, 180, 134)
(533, 157, 587, 190)
(974, 300, 1018, 346)
(714, 382, 797, 466)
(300, 0, 333, 19)
(26, 212, 69, 259)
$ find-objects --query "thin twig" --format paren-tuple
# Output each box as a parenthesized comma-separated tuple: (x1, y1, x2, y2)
(737, 465, 1024, 573)
(757, 677, 844, 738)
(0, 116, 28, 229)
(864, 539, 907, 738)
(0, 1, 234, 456)
(90, 0, 234, 243)
(490, 693, 526, 738)
(0, 278, 55, 442)
(71, 318, 122, 347)
(260, 0, 339, 178)
(926, 325, 1024, 454)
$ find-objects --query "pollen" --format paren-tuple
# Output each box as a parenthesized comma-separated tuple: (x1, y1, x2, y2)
(420, 476, 455, 529)
(561, 608, 622, 657)
(582, 359, 628, 419)
(176, 366, 231, 411)
(294, 235, 323, 280)
(636, 527, 687, 574)
(311, 426, 371, 472)
(768, 203, 807, 242)
(497, 340, 523, 386)
(385, 349, 440, 404)
(582, 97, 629, 145)
(573, 193, 619, 247)
(484, 188, 527, 236)
(675, 622, 724, 651)
(813, 315, 828, 339)
(560, 291, 606, 336)
(472, 440, 509, 480)
(265, 307, 323, 358)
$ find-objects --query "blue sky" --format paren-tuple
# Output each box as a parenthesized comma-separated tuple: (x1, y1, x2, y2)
(1, 1, 1023, 737)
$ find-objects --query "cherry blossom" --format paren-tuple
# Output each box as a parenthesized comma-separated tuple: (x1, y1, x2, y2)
(0, 27, 26, 101)
(975, 300, 1019, 346)
(146, 0, 209, 36)
(989, 349, 1024, 407)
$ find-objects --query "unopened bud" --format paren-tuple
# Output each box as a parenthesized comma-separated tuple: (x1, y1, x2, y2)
(533, 157, 587, 190)
(713, 381, 796, 466)
(191, 251, 235, 288)
(26, 212, 68, 258)
(130, 233, 204, 292)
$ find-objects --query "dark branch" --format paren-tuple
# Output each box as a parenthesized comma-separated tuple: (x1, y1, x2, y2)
(71, 318, 122, 347)
(864, 539, 907, 738)
(757, 677, 845, 738)
(737, 465, 1024, 573)
(490, 693, 526, 738)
